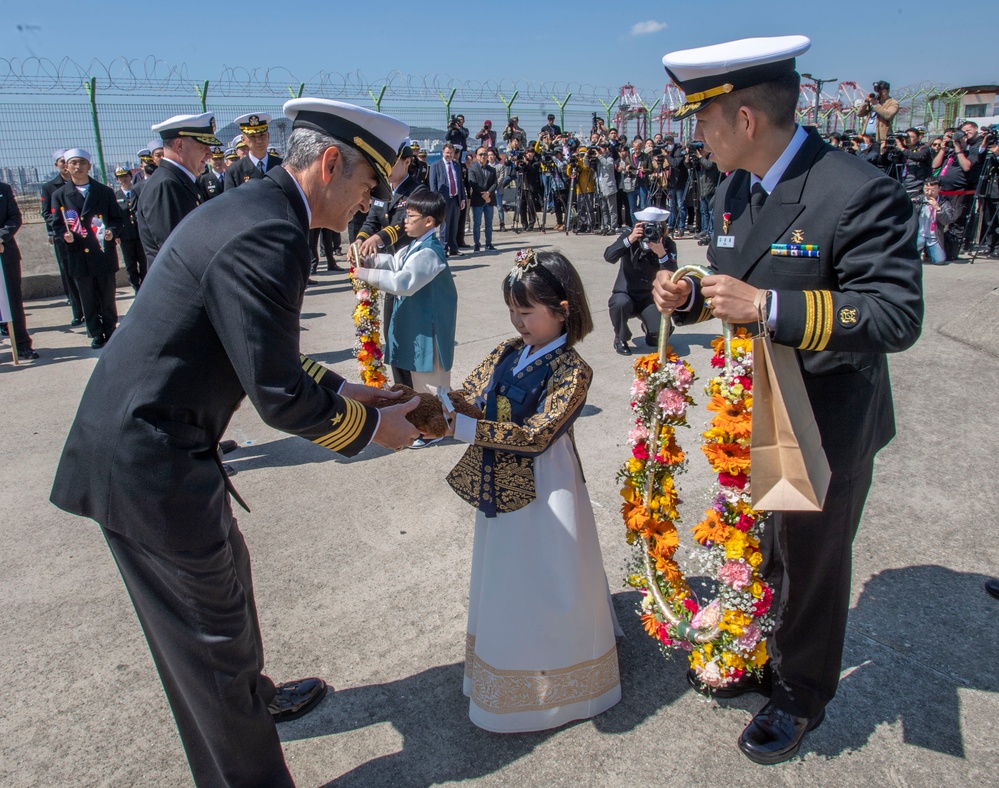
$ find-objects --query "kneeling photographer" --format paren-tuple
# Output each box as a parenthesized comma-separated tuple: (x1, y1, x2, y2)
(604, 206, 677, 356)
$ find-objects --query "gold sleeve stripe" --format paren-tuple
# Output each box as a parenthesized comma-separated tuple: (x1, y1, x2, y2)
(384, 225, 399, 245)
(799, 290, 817, 350)
(314, 398, 366, 452)
(356, 231, 370, 241)
(814, 290, 834, 351)
(301, 356, 327, 383)
(811, 290, 825, 351)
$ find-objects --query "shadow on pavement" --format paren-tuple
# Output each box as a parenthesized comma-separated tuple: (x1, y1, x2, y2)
(281, 591, 686, 786)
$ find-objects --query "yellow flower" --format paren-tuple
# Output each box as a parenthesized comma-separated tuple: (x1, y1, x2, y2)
(750, 581, 764, 598)
(723, 652, 747, 670)
(750, 641, 768, 668)
(725, 530, 749, 559)
(627, 457, 645, 474)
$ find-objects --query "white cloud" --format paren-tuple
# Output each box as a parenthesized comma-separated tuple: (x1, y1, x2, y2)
(630, 20, 668, 36)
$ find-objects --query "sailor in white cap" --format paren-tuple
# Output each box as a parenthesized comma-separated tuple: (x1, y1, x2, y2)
(50, 148, 124, 348)
(113, 165, 147, 292)
(136, 111, 221, 265)
(603, 205, 675, 355)
(224, 112, 281, 190)
(147, 139, 165, 165)
(51, 98, 420, 787)
(653, 35, 922, 764)
(40, 149, 85, 325)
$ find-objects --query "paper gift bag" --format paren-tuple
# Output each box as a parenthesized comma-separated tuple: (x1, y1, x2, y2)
(750, 293, 830, 511)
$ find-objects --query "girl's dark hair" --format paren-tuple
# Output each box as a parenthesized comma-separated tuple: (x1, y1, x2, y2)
(502, 250, 593, 346)
(406, 190, 446, 226)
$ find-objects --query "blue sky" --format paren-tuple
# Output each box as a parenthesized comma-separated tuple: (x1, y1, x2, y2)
(3, 0, 995, 96)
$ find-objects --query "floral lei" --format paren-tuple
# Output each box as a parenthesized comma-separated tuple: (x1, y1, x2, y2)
(348, 264, 388, 388)
(620, 327, 774, 689)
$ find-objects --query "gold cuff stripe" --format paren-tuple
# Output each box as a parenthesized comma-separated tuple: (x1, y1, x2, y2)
(815, 290, 834, 351)
(683, 83, 735, 103)
(384, 225, 399, 245)
(799, 290, 816, 350)
(301, 356, 327, 383)
(356, 231, 370, 241)
(315, 398, 366, 451)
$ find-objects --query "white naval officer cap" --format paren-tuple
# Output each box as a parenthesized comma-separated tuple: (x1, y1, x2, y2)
(634, 206, 671, 223)
(283, 98, 410, 201)
(151, 111, 223, 146)
(63, 148, 92, 163)
(137, 148, 153, 161)
(663, 35, 811, 120)
(234, 112, 272, 135)
(52, 149, 66, 162)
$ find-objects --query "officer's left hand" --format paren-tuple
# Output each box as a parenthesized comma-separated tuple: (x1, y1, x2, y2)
(340, 382, 405, 407)
(700, 275, 764, 324)
(357, 236, 381, 259)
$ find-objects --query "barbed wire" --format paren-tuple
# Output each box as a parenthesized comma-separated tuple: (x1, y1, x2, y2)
(0, 56, 658, 103)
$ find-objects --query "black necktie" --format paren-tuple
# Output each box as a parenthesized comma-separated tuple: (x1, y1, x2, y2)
(750, 182, 768, 223)
(257, 160, 265, 176)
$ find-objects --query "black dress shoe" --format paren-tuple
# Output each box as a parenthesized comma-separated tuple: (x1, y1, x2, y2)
(614, 339, 632, 356)
(738, 700, 824, 765)
(450, 250, 464, 257)
(985, 578, 999, 600)
(18, 348, 40, 360)
(219, 439, 239, 454)
(486, 245, 497, 251)
(309, 262, 318, 275)
(645, 334, 659, 347)
(222, 463, 237, 477)
(268, 677, 329, 723)
(329, 264, 343, 272)
(90, 338, 105, 349)
(307, 279, 318, 286)
(70, 317, 86, 327)
(687, 664, 772, 698)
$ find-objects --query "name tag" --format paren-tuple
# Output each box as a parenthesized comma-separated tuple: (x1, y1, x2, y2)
(716, 235, 735, 249)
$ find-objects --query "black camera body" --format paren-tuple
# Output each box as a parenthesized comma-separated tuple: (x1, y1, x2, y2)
(641, 222, 662, 245)
(687, 141, 705, 151)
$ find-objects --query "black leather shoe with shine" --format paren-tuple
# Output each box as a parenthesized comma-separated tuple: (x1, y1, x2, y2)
(985, 578, 999, 600)
(614, 339, 631, 356)
(18, 349, 40, 360)
(268, 677, 329, 723)
(738, 700, 824, 765)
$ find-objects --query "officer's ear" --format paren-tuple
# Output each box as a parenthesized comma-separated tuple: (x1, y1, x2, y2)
(320, 145, 343, 183)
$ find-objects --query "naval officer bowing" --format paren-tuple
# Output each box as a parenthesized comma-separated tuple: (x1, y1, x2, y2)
(50, 99, 420, 787)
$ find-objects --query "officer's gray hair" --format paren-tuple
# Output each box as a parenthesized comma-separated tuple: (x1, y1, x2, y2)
(284, 128, 366, 175)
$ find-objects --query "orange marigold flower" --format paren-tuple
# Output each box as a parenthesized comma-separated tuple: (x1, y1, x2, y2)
(706, 396, 752, 439)
(692, 509, 731, 545)
(650, 528, 679, 555)
(658, 432, 686, 464)
(655, 557, 686, 589)
(623, 502, 652, 534)
(702, 442, 751, 475)
(641, 612, 660, 637)
(634, 353, 660, 376)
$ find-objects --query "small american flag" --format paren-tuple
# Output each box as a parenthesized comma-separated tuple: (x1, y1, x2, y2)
(64, 209, 87, 237)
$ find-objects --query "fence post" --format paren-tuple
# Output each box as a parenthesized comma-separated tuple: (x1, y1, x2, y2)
(598, 96, 619, 129)
(498, 90, 519, 121)
(195, 80, 209, 113)
(438, 88, 457, 126)
(552, 93, 572, 131)
(368, 85, 387, 113)
(287, 83, 305, 99)
(84, 77, 108, 184)
(642, 98, 661, 136)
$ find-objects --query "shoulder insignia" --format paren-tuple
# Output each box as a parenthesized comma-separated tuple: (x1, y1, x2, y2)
(838, 306, 859, 326)
(329, 412, 344, 426)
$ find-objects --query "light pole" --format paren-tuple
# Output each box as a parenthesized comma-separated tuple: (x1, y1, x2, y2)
(802, 73, 837, 133)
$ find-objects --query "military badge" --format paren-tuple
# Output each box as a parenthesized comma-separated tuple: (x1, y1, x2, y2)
(791, 229, 804, 244)
(722, 212, 732, 234)
(248, 115, 259, 126)
(838, 306, 859, 325)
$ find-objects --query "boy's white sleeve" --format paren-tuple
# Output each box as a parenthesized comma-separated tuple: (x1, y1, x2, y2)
(355, 247, 445, 296)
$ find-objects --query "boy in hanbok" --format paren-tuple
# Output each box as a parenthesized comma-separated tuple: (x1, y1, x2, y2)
(355, 191, 458, 447)
(444, 249, 622, 732)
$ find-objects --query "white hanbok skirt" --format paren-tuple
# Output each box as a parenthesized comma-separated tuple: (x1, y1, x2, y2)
(463, 434, 622, 733)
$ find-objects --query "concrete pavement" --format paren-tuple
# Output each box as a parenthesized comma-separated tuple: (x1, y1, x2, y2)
(1, 230, 997, 787)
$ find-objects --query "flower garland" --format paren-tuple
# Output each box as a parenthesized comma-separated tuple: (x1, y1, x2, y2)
(348, 266, 388, 389)
(621, 328, 774, 690)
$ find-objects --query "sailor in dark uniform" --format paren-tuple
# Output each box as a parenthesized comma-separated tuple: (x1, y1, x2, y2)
(113, 165, 148, 292)
(198, 146, 227, 201)
(137, 111, 220, 266)
(223, 113, 283, 190)
(40, 149, 84, 325)
(50, 99, 420, 786)
(654, 35, 922, 765)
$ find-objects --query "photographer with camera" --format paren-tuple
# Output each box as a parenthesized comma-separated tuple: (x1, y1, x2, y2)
(544, 146, 570, 230)
(975, 130, 999, 258)
(693, 146, 719, 245)
(912, 176, 956, 265)
(540, 114, 561, 138)
(858, 80, 899, 142)
(893, 127, 933, 199)
(513, 144, 543, 231)
(475, 120, 497, 149)
(569, 147, 598, 232)
(595, 142, 619, 235)
(664, 137, 690, 237)
(445, 114, 470, 163)
(933, 126, 975, 257)
(604, 206, 676, 355)
(502, 116, 527, 150)
(878, 131, 909, 180)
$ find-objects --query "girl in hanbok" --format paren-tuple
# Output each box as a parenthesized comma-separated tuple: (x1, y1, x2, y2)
(445, 249, 622, 732)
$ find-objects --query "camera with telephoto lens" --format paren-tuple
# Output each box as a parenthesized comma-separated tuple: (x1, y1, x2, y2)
(944, 129, 967, 150)
(687, 141, 705, 152)
(983, 124, 999, 146)
(448, 114, 459, 129)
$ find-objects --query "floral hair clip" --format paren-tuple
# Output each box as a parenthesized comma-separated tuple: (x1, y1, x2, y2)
(508, 248, 538, 282)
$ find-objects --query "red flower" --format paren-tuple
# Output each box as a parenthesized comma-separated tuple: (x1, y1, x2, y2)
(682, 598, 699, 614)
(753, 586, 773, 616)
(719, 471, 748, 489)
(710, 354, 725, 368)
(734, 513, 755, 532)
(632, 443, 649, 460)
(735, 375, 752, 390)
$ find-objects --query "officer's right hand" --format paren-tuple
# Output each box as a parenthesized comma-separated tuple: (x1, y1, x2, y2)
(653, 270, 691, 314)
(63, 232, 74, 244)
(372, 396, 421, 451)
(628, 223, 645, 244)
(357, 236, 381, 260)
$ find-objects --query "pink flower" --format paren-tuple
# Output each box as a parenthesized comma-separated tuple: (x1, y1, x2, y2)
(691, 599, 721, 629)
(675, 365, 693, 388)
(630, 378, 648, 398)
(356, 289, 371, 301)
(696, 661, 724, 687)
(718, 560, 752, 590)
(737, 624, 761, 650)
(628, 423, 649, 444)
(657, 387, 686, 416)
